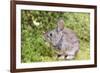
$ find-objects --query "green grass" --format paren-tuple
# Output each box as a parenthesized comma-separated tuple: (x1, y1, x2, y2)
(75, 40, 90, 60)
(21, 10, 90, 63)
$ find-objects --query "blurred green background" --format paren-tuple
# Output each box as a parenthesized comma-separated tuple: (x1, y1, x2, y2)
(21, 10, 90, 63)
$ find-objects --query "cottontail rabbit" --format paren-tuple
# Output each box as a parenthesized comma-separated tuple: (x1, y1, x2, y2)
(44, 18, 79, 60)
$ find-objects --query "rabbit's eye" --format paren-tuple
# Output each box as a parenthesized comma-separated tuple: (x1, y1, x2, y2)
(50, 33, 52, 37)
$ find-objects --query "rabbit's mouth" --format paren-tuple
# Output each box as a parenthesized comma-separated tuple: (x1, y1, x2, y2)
(53, 44, 61, 50)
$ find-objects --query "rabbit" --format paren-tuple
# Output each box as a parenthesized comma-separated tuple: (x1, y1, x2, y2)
(44, 18, 79, 60)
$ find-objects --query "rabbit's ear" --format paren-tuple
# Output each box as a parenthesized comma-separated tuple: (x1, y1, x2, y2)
(57, 19, 64, 32)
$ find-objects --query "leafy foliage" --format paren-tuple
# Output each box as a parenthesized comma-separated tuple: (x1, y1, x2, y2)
(21, 10, 90, 63)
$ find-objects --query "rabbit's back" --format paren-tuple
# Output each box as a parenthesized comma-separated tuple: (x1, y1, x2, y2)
(58, 28, 79, 56)
(62, 28, 79, 44)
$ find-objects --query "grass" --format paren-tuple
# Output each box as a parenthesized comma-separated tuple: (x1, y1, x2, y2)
(21, 10, 90, 63)
(75, 40, 90, 60)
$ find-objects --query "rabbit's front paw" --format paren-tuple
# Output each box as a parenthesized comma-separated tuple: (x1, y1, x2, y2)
(65, 55, 74, 60)
(58, 55, 65, 60)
